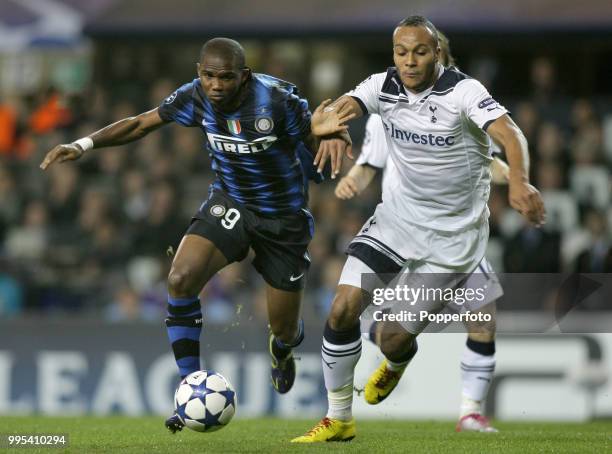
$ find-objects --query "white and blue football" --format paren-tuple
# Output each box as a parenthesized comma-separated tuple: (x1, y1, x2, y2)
(174, 370, 237, 432)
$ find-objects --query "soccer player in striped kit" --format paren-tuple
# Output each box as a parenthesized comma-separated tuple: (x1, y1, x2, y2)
(40, 37, 352, 433)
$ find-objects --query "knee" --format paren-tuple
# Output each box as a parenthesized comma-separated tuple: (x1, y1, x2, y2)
(327, 289, 362, 331)
(167, 267, 198, 297)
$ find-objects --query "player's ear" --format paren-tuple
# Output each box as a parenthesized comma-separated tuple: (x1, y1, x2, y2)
(241, 67, 252, 83)
(196, 62, 201, 76)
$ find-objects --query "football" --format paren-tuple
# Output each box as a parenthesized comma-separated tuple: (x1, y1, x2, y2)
(174, 370, 237, 432)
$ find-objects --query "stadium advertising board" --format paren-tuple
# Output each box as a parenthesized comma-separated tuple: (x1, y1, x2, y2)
(1, 320, 611, 421)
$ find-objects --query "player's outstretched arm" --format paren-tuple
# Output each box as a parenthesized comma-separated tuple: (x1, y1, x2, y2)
(40, 108, 165, 170)
(490, 156, 509, 185)
(486, 114, 546, 226)
(335, 164, 378, 199)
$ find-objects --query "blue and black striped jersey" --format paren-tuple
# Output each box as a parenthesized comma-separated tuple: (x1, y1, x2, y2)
(158, 74, 315, 215)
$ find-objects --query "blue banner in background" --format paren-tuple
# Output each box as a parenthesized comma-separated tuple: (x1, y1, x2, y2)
(1, 320, 612, 421)
(0, 320, 326, 417)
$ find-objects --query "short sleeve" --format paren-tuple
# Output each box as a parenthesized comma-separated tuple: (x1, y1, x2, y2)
(284, 88, 312, 140)
(356, 115, 388, 169)
(158, 81, 197, 127)
(346, 72, 386, 116)
(454, 79, 508, 131)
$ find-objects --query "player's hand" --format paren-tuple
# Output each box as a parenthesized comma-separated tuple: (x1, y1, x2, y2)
(335, 175, 360, 199)
(314, 137, 353, 178)
(40, 143, 84, 170)
(311, 99, 356, 137)
(508, 177, 546, 227)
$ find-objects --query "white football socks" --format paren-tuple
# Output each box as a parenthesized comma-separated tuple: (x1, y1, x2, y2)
(321, 325, 362, 422)
(386, 358, 410, 372)
(460, 340, 495, 417)
(326, 384, 354, 421)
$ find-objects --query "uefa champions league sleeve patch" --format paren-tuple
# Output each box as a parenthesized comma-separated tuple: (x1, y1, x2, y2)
(164, 91, 178, 104)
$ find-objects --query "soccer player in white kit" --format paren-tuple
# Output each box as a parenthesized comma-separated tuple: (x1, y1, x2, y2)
(341, 113, 505, 433)
(294, 16, 545, 442)
(336, 33, 509, 433)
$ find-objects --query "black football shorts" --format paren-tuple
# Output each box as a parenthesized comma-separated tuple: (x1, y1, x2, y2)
(186, 189, 313, 291)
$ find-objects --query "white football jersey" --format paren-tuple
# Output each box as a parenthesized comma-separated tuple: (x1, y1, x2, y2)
(357, 114, 397, 198)
(348, 65, 507, 233)
(359, 113, 503, 200)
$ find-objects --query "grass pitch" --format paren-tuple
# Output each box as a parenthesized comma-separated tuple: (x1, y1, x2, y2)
(0, 416, 610, 453)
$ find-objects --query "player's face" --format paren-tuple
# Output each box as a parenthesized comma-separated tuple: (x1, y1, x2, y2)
(392, 26, 440, 93)
(197, 54, 248, 110)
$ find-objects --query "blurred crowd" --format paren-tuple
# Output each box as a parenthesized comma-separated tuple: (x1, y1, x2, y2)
(0, 55, 611, 321)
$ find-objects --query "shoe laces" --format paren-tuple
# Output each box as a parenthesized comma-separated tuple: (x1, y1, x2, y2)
(275, 352, 293, 368)
(375, 367, 399, 388)
(306, 417, 332, 436)
(463, 413, 490, 427)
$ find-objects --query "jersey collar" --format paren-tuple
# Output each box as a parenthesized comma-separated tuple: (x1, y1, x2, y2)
(401, 64, 445, 104)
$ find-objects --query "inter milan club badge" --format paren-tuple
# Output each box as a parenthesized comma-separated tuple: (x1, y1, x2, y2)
(227, 119, 241, 135)
(255, 116, 274, 133)
(210, 205, 226, 217)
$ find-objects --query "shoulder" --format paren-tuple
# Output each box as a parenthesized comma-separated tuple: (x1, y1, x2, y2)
(430, 67, 473, 96)
(163, 79, 198, 104)
(430, 68, 495, 109)
(351, 71, 388, 93)
(445, 68, 490, 98)
(177, 78, 199, 94)
(252, 73, 301, 100)
(452, 77, 496, 111)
